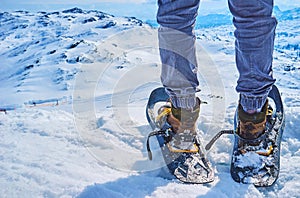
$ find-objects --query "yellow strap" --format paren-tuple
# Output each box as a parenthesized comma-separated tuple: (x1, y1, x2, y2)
(256, 145, 273, 156)
(267, 109, 273, 116)
(156, 107, 171, 122)
(167, 143, 199, 153)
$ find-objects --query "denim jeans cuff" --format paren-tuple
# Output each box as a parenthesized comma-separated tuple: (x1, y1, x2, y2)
(239, 94, 268, 112)
(170, 95, 197, 109)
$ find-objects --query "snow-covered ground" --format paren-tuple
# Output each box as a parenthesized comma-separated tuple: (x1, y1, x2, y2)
(0, 6, 300, 198)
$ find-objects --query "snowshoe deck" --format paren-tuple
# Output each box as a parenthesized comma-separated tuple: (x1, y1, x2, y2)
(146, 87, 214, 184)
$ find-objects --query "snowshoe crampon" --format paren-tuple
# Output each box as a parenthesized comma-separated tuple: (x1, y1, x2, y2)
(146, 87, 214, 184)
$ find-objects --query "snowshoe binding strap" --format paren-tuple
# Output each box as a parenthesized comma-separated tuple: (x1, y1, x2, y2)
(205, 128, 271, 154)
(146, 129, 168, 160)
(156, 106, 171, 122)
(146, 129, 200, 160)
(205, 130, 234, 151)
(167, 142, 199, 153)
(205, 105, 274, 156)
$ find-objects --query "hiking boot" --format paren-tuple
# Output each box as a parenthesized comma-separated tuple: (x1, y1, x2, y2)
(159, 98, 201, 152)
(167, 98, 200, 134)
(237, 100, 268, 144)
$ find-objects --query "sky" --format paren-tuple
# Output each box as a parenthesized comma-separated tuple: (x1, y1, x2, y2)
(0, 0, 299, 20)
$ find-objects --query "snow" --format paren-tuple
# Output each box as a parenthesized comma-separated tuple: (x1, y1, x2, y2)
(0, 5, 300, 198)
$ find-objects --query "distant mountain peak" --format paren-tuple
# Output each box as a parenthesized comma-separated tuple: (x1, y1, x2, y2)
(62, 7, 84, 14)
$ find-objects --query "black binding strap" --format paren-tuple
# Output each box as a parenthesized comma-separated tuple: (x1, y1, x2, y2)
(146, 130, 166, 160)
(205, 130, 234, 151)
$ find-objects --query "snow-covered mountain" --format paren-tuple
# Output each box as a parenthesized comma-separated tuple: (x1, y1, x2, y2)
(0, 7, 300, 197)
(0, 7, 144, 106)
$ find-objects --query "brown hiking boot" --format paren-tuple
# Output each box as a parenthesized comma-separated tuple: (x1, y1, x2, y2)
(157, 98, 201, 151)
(237, 100, 268, 141)
(167, 98, 201, 135)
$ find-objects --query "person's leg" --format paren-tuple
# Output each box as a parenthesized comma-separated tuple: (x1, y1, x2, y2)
(157, 0, 200, 109)
(228, 0, 277, 113)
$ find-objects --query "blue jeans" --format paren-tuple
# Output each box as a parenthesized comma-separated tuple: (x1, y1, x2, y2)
(158, 0, 277, 111)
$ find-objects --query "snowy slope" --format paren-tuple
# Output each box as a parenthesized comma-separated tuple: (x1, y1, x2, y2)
(0, 7, 144, 106)
(0, 7, 300, 198)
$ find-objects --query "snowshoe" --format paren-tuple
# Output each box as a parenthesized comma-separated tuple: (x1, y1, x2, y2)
(146, 87, 214, 184)
(205, 85, 285, 187)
